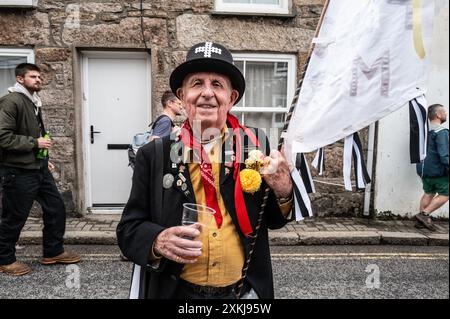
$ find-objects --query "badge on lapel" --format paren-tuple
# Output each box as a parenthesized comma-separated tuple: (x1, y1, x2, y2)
(174, 163, 192, 198)
(163, 174, 175, 189)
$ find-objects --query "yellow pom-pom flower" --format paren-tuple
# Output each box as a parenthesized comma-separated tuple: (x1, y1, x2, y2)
(240, 168, 262, 194)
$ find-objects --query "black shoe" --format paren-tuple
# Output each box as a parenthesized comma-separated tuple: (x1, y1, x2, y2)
(415, 213, 436, 231)
(414, 221, 426, 229)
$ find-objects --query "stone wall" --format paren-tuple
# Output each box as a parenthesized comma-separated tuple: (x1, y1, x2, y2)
(0, 0, 367, 217)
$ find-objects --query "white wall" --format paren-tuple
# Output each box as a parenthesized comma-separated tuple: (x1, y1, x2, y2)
(374, 3, 449, 218)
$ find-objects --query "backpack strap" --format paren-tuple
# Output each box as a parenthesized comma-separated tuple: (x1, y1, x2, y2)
(149, 115, 172, 130)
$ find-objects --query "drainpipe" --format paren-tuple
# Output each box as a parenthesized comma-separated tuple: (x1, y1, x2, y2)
(363, 123, 376, 216)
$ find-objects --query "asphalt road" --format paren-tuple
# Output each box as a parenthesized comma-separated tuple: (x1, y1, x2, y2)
(0, 245, 448, 299)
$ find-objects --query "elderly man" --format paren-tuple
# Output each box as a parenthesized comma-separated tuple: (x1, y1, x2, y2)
(117, 42, 294, 299)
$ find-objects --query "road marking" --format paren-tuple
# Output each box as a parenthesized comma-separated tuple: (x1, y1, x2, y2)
(271, 253, 449, 261)
(17, 252, 449, 262)
(271, 253, 449, 257)
(272, 257, 448, 260)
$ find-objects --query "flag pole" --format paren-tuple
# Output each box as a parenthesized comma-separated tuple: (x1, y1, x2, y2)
(237, 0, 332, 298)
(279, 0, 331, 149)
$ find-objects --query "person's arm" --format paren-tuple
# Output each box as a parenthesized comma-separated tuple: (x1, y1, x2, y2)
(151, 117, 172, 138)
(116, 142, 202, 267)
(436, 130, 449, 168)
(259, 132, 294, 229)
(0, 99, 38, 152)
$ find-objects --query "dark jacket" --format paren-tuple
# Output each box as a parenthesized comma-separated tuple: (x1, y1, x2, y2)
(117, 131, 292, 299)
(417, 125, 449, 178)
(0, 92, 40, 169)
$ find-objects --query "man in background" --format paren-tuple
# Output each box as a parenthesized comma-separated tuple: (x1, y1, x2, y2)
(0, 63, 80, 276)
(415, 104, 449, 231)
(152, 90, 184, 139)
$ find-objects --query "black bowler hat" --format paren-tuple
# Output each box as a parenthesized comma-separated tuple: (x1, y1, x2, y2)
(170, 42, 245, 105)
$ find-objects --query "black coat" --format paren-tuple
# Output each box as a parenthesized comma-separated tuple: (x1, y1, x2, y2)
(117, 131, 291, 299)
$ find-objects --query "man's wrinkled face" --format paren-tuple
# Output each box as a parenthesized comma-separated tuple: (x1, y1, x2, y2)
(177, 72, 239, 133)
(17, 70, 42, 93)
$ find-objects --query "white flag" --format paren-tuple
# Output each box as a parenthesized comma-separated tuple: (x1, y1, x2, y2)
(285, 0, 436, 154)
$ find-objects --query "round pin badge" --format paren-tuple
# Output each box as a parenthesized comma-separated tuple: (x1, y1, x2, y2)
(163, 174, 175, 189)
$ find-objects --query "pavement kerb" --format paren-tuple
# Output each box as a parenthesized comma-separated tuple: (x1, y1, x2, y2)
(269, 231, 449, 246)
(427, 233, 450, 246)
(19, 231, 117, 245)
(379, 232, 428, 245)
(19, 230, 449, 246)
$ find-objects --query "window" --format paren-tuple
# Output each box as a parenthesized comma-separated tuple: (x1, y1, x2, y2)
(0, 49, 35, 95)
(214, 0, 291, 15)
(232, 53, 296, 148)
(0, 0, 38, 8)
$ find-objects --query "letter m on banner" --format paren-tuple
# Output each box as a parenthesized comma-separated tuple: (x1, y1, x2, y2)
(351, 51, 390, 97)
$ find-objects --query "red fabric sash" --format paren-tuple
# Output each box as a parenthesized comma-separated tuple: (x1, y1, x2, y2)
(179, 114, 259, 237)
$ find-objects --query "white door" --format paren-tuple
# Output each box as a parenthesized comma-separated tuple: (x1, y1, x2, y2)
(83, 52, 151, 210)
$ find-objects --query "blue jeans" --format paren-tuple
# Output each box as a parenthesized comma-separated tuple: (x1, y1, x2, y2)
(0, 160, 66, 265)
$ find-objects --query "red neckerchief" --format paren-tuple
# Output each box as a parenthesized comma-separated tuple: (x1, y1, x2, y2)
(180, 120, 223, 228)
(179, 113, 260, 237)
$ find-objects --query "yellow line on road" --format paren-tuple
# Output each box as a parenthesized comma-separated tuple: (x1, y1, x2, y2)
(272, 257, 448, 261)
(271, 253, 448, 257)
(271, 253, 448, 261)
(18, 252, 449, 262)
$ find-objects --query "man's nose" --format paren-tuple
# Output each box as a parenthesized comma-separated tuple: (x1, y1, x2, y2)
(200, 84, 214, 98)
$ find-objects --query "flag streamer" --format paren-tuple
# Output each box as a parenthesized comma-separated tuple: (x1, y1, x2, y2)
(296, 153, 316, 194)
(343, 132, 371, 191)
(409, 96, 428, 164)
(312, 148, 325, 176)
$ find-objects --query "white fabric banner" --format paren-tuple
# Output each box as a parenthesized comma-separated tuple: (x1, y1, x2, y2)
(285, 0, 435, 154)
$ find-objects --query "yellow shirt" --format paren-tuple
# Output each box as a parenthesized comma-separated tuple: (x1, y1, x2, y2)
(179, 127, 293, 287)
(180, 132, 245, 287)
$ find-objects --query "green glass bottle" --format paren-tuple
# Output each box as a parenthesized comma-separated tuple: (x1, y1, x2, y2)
(37, 132, 49, 159)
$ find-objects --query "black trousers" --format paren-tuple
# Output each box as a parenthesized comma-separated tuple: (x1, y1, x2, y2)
(0, 160, 66, 265)
(174, 279, 238, 299)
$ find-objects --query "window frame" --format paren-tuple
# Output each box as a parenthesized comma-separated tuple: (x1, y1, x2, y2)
(0, 0, 38, 8)
(0, 49, 35, 93)
(232, 52, 296, 115)
(0, 48, 35, 64)
(214, 0, 291, 15)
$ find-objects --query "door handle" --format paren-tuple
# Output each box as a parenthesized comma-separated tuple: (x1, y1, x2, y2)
(90, 125, 102, 144)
